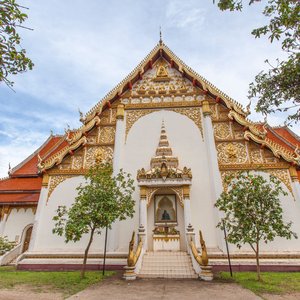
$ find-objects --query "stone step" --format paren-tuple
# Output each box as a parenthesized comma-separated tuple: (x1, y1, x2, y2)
(142, 259, 191, 264)
(138, 251, 197, 279)
(139, 273, 198, 279)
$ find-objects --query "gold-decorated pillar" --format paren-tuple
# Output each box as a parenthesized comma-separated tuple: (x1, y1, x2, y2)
(201, 98, 226, 252)
(289, 166, 300, 203)
(109, 103, 126, 252)
(139, 186, 148, 250)
(183, 185, 192, 230)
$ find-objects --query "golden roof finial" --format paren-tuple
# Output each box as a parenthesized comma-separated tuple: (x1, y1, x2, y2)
(159, 26, 162, 45)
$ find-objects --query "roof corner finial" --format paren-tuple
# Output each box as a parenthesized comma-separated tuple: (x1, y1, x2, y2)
(8, 162, 11, 175)
(159, 26, 163, 45)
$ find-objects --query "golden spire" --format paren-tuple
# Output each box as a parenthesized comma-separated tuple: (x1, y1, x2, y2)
(159, 26, 162, 45)
(151, 120, 178, 168)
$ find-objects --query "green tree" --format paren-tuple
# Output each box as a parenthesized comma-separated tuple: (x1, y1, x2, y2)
(0, 0, 34, 88)
(53, 162, 135, 279)
(0, 236, 15, 255)
(215, 172, 297, 280)
(215, 0, 300, 124)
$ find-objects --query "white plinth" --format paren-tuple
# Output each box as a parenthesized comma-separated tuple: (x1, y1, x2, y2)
(153, 235, 180, 251)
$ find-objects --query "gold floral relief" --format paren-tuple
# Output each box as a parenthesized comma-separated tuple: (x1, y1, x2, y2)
(85, 146, 114, 168)
(85, 146, 97, 168)
(145, 186, 183, 207)
(213, 123, 231, 140)
(217, 142, 248, 164)
(110, 109, 117, 123)
(210, 104, 218, 121)
(171, 107, 203, 138)
(221, 169, 293, 197)
(126, 107, 203, 139)
(47, 175, 74, 200)
(99, 127, 115, 144)
(231, 122, 245, 139)
(266, 169, 293, 196)
(249, 149, 263, 164)
(100, 110, 110, 124)
(72, 155, 83, 170)
(126, 109, 153, 138)
(220, 171, 239, 191)
(218, 105, 230, 121)
(87, 136, 97, 144)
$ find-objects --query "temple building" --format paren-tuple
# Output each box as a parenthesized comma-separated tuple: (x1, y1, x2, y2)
(1, 41, 300, 276)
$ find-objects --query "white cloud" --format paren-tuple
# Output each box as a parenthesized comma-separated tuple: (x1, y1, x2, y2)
(0, 0, 299, 177)
(166, 0, 206, 29)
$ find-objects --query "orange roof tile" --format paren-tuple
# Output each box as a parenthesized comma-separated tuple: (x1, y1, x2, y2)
(0, 177, 42, 191)
(273, 127, 300, 148)
(0, 193, 39, 204)
(12, 135, 64, 176)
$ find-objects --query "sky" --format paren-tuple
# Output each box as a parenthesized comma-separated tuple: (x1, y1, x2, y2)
(0, 0, 297, 177)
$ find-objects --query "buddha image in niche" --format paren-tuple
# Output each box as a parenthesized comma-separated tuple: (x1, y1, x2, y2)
(155, 195, 176, 223)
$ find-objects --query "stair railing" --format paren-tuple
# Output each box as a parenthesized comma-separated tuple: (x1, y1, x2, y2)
(123, 230, 144, 280)
(127, 231, 143, 267)
(190, 230, 208, 266)
(0, 243, 22, 266)
(186, 225, 213, 280)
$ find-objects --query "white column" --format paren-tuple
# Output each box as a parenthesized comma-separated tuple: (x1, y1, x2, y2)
(202, 100, 226, 251)
(183, 185, 192, 230)
(289, 167, 300, 207)
(29, 175, 49, 251)
(139, 187, 148, 250)
(0, 206, 9, 237)
(108, 104, 125, 252)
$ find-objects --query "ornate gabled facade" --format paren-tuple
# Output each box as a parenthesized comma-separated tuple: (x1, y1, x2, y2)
(1, 40, 300, 273)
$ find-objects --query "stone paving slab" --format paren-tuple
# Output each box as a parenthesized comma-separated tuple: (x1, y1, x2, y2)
(68, 276, 262, 300)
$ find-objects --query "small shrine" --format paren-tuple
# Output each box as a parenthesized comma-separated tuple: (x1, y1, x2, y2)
(137, 121, 192, 251)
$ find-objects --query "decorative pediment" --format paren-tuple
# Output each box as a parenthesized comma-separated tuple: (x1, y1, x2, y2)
(37, 41, 300, 173)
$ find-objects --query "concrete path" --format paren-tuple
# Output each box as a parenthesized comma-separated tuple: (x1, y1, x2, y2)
(68, 275, 261, 300)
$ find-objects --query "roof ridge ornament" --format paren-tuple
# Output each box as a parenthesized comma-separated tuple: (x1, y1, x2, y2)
(159, 26, 163, 45)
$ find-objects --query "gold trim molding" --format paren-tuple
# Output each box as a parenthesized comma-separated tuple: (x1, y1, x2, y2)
(47, 175, 74, 201)
(125, 107, 203, 140)
(220, 169, 293, 196)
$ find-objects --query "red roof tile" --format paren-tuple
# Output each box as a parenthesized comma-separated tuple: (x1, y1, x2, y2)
(0, 177, 42, 191)
(12, 135, 64, 176)
(0, 193, 40, 203)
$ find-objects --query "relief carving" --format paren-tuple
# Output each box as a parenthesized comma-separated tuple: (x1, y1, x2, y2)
(72, 156, 83, 170)
(214, 123, 231, 140)
(85, 146, 114, 168)
(99, 127, 115, 144)
(217, 142, 248, 164)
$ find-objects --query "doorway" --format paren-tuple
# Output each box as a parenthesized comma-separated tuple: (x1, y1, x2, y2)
(22, 225, 33, 253)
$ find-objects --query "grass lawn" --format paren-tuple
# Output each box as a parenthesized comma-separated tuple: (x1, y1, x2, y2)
(218, 272, 300, 295)
(0, 266, 114, 297)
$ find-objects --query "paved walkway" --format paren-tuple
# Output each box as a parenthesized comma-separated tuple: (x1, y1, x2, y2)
(68, 275, 261, 300)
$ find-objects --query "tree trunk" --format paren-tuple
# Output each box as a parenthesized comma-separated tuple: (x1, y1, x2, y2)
(81, 227, 95, 279)
(255, 242, 261, 281)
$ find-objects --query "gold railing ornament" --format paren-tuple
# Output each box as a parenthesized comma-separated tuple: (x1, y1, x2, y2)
(189, 230, 213, 281)
(124, 231, 143, 280)
(190, 230, 208, 266)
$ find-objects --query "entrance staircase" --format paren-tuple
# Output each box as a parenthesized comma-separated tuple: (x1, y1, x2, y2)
(138, 251, 198, 279)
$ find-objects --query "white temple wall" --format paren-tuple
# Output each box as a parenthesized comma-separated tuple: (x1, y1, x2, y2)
(2, 208, 34, 243)
(31, 176, 106, 253)
(119, 110, 219, 251)
(226, 171, 300, 253)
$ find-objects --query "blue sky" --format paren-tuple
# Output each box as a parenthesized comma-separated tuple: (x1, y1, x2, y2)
(0, 0, 296, 177)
